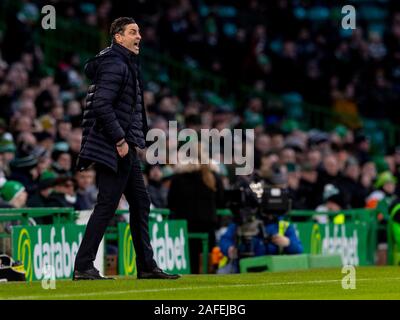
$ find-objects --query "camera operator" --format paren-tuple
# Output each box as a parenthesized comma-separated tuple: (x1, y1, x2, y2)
(217, 163, 303, 272)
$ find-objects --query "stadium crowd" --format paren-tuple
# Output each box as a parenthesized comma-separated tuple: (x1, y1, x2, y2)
(1, 0, 400, 269)
(126, 0, 400, 122)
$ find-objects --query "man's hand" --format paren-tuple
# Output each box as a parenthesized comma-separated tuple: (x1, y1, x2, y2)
(116, 139, 129, 158)
(271, 235, 290, 248)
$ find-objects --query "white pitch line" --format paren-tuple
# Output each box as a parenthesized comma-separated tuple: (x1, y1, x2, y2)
(3, 277, 400, 300)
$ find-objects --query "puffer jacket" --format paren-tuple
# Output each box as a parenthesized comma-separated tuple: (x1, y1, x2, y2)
(76, 42, 148, 173)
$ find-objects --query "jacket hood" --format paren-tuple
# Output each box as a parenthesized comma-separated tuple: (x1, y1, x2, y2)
(85, 43, 137, 80)
(84, 47, 113, 80)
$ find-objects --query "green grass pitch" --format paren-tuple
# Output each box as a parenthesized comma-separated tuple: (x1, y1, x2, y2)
(1, 267, 400, 300)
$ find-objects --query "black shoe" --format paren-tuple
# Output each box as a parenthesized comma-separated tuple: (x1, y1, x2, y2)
(72, 268, 114, 281)
(137, 267, 180, 280)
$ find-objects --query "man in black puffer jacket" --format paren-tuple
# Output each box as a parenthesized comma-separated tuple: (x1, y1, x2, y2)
(73, 17, 179, 280)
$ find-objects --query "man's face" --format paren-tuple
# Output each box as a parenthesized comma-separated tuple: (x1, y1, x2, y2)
(255, 134, 270, 153)
(383, 182, 396, 195)
(68, 129, 82, 153)
(76, 170, 95, 190)
(345, 164, 360, 181)
(324, 156, 339, 176)
(326, 201, 341, 212)
(280, 148, 296, 164)
(149, 166, 162, 182)
(55, 180, 75, 196)
(12, 191, 28, 208)
(116, 23, 142, 54)
(308, 150, 321, 168)
(58, 122, 72, 140)
(57, 153, 72, 171)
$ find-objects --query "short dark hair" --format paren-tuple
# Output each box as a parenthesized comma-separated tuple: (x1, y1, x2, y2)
(110, 17, 136, 42)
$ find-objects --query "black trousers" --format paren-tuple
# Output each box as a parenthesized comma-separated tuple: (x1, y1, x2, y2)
(74, 146, 157, 273)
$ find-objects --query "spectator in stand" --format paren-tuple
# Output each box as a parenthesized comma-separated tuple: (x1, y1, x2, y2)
(354, 133, 371, 166)
(297, 162, 319, 211)
(74, 168, 97, 211)
(27, 170, 57, 208)
(26, 170, 58, 224)
(145, 165, 168, 208)
(360, 161, 377, 194)
(8, 149, 41, 196)
(258, 152, 279, 179)
(51, 148, 72, 176)
(316, 153, 342, 206)
(66, 128, 82, 169)
(0, 133, 16, 177)
(307, 148, 322, 171)
(280, 147, 296, 166)
(0, 180, 29, 256)
(366, 170, 398, 261)
(366, 171, 398, 214)
(315, 184, 346, 224)
(254, 133, 271, 169)
(0, 180, 28, 209)
(168, 146, 225, 273)
(55, 119, 72, 143)
(286, 162, 305, 210)
(340, 157, 369, 209)
(45, 176, 77, 209)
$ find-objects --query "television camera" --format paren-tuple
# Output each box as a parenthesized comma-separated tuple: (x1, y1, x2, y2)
(224, 179, 292, 258)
